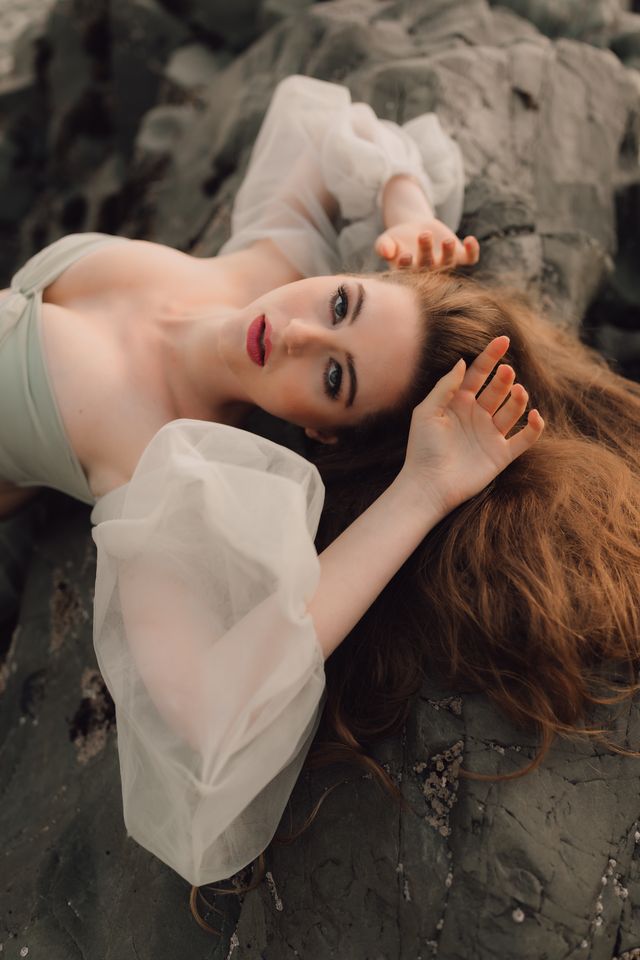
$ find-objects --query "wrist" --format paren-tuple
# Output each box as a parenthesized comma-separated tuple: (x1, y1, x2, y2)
(390, 469, 448, 530)
(381, 173, 435, 229)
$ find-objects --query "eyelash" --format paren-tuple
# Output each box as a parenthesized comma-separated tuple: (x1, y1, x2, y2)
(323, 285, 349, 400)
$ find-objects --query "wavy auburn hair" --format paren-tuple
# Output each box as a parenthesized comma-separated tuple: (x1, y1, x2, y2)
(191, 267, 640, 933)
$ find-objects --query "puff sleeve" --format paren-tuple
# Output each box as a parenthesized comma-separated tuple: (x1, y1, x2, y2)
(217, 74, 465, 276)
(90, 419, 327, 886)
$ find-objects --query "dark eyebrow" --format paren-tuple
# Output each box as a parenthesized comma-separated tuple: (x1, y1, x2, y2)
(345, 281, 364, 408)
(352, 281, 365, 325)
(346, 354, 357, 408)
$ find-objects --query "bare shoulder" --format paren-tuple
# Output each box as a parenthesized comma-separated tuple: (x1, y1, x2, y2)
(43, 238, 211, 307)
(43, 236, 305, 310)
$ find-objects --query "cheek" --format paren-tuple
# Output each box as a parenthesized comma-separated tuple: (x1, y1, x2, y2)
(268, 365, 319, 415)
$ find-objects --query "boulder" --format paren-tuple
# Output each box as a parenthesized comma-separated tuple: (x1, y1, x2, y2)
(1, 0, 640, 957)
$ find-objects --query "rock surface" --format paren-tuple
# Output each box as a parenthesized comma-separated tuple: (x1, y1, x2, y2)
(1, 0, 640, 958)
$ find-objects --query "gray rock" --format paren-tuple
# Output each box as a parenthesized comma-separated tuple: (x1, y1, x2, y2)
(0, 494, 242, 959)
(156, 0, 314, 52)
(2, 0, 640, 956)
(489, 0, 628, 45)
(164, 42, 231, 107)
(109, 0, 192, 156)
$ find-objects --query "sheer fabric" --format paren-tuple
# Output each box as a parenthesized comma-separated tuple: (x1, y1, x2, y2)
(90, 75, 465, 885)
(217, 74, 465, 276)
(91, 421, 326, 885)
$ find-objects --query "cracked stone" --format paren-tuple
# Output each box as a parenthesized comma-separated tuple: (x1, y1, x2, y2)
(1, 1, 640, 958)
(414, 741, 464, 838)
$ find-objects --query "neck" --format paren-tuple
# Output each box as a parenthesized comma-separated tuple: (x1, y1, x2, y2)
(160, 307, 255, 425)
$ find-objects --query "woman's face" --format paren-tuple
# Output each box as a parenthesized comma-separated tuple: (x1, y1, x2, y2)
(220, 275, 422, 441)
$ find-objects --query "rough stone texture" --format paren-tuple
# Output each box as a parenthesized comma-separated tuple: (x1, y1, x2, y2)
(0, 493, 242, 960)
(0, 0, 55, 78)
(1, 0, 640, 957)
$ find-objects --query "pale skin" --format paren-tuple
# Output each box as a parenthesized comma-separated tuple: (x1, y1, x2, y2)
(0, 171, 543, 688)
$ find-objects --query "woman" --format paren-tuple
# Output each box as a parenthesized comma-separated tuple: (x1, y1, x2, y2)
(0, 71, 573, 898)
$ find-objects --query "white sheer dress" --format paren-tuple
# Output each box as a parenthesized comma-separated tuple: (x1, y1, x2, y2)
(90, 74, 465, 887)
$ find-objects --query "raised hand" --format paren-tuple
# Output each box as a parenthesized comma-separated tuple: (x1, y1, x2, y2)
(375, 217, 480, 271)
(401, 336, 544, 517)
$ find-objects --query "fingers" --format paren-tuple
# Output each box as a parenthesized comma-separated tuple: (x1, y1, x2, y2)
(441, 238, 457, 268)
(417, 232, 456, 270)
(377, 230, 480, 271)
(462, 236, 480, 265)
(492, 382, 529, 435)
(506, 409, 545, 459)
(376, 234, 413, 268)
(418, 232, 436, 268)
(462, 336, 510, 396)
(415, 357, 466, 417)
(376, 235, 397, 260)
(417, 234, 479, 271)
(476, 364, 516, 416)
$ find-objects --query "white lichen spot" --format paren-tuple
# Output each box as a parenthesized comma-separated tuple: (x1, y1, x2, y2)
(225, 929, 240, 960)
(403, 878, 411, 902)
(265, 871, 283, 912)
(436, 918, 444, 931)
(601, 876, 608, 885)
(512, 908, 525, 923)
(580, 941, 589, 949)
(595, 899, 603, 914)
(396, 862, 404, 874)
(416, 742, 464, 837)
(609, 858, 617, 869)
(635, 831, 640, 843)
(614, 881, 629, 900)
(19, 949, 28, 958)
(593, 916, 603, 928)
(444, 871, 453, 889)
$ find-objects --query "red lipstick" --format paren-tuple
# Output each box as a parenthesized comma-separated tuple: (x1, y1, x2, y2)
(246, 315, 272, 366)
(263, 318, 272, 363)
(247, 315, 265, 366)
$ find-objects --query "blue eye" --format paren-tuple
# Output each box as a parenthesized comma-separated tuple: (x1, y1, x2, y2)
(331, 285, 349, 324)
(324, 359, 342, 400)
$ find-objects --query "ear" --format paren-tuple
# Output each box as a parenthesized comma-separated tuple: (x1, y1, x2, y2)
(304, 426, 339, 445)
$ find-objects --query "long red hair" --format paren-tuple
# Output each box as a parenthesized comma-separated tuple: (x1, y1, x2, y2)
(191, 268, 640, 931)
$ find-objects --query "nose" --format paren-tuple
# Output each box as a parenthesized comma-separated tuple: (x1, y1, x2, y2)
(282, 319, 333, 356)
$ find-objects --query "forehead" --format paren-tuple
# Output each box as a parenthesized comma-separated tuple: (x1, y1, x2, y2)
(349, 276, 421, 411)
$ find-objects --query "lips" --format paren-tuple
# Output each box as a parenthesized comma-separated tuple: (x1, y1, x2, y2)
(246, 315, 272, 366)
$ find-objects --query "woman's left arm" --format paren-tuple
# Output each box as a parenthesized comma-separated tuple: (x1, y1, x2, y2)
(217, 75, 471, 286)
(376, 173, 480, 271)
